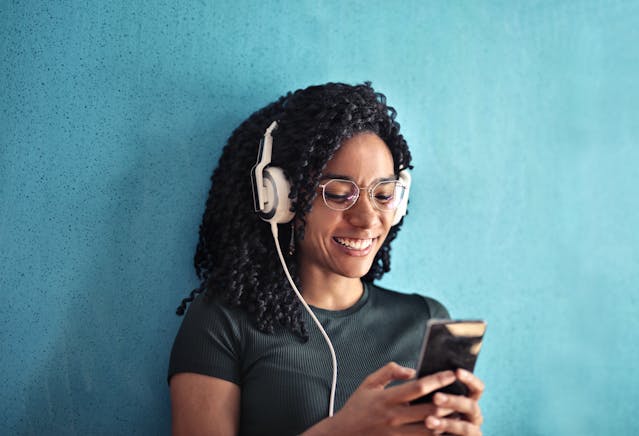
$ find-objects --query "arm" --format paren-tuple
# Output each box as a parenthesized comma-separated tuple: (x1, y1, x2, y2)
(170, 373, 240, 436)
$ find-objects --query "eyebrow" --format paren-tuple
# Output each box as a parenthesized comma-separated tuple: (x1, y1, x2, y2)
(320, 173, 397, 183)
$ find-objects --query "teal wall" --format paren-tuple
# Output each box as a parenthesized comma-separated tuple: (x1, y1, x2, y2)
(2, 1, 638, 434)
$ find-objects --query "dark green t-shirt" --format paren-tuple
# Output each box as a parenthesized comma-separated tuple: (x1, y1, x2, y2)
(168, 283, 449, 436)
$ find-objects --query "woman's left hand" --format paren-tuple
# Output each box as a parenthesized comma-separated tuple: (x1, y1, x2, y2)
(424, 368, 485, 435)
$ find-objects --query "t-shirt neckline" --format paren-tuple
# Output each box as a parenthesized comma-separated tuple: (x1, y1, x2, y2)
(308, 282, 371, 319)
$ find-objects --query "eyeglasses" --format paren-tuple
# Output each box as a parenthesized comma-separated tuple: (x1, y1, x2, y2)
(317, 179, 406, 212)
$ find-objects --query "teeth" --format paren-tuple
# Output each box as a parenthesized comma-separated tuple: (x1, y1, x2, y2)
(334, 237, 373, 250)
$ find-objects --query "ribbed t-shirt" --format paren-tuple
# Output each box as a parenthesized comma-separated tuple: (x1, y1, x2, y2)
(168, 282, 449, 436)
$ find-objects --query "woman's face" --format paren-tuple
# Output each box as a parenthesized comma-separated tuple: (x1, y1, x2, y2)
(297, 132, 396, 281)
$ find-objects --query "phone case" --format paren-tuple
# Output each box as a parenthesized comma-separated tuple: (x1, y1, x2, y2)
(411, 319, 486, 404)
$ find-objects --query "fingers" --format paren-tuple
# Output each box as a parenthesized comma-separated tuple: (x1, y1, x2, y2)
(386, 370, 456, 403)
(456, 369, 485, 401)
(360, 422, 461, 436)
(426, 415, 483, 436)
(385, 402, 454, 426)
(386, 422, 448, 435)
(433, 393, 483, 426)
(361, 362, 416, 389)
(423, 370, 485, 435)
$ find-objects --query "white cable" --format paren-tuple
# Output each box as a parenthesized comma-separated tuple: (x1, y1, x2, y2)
(270, 222, 338, 417)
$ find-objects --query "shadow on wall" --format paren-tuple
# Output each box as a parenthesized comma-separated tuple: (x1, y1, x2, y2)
(15, 82, 252, 435)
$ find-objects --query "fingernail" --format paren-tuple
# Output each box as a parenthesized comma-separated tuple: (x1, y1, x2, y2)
(434, 393, 448, 405)
(427, 416, 441, 427)
(403, 367, 416, 377)
(458, 369, 470, 380)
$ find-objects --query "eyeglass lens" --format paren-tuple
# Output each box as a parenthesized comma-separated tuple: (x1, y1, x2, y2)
(322, 180, 404, 211)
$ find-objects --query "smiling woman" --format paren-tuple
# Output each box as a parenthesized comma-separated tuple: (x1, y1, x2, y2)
(168, 83, 485, 436)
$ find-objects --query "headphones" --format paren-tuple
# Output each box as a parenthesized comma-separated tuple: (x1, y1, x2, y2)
(250, 121, 411, 226)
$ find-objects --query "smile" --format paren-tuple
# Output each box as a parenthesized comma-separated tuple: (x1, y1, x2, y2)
(333, 237, 374, 250)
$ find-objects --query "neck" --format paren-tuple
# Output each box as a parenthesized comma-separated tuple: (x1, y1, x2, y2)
(298, 269, 364, 310)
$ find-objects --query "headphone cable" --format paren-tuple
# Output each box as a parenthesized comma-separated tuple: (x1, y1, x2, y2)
(270, 222, 338, 417)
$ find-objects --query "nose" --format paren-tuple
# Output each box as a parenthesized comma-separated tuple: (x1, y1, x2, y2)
(344, 191, 380, 228)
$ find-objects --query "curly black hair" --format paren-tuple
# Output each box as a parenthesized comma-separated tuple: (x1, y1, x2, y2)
(177, 82, 413, 339)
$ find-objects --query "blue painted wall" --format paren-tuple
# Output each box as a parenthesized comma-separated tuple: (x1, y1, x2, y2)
(2, 1, 638, 434)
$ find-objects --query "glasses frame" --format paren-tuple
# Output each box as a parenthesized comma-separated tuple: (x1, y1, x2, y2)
(317, 178, 406, 212)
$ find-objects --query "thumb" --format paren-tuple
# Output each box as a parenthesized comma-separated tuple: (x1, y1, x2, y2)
(362, 362, 416, 389)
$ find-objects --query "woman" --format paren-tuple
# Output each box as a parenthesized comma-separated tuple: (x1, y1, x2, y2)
(169, 82, 484, 435)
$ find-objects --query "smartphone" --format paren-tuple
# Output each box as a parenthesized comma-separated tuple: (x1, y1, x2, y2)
(411, 319, 486, 404)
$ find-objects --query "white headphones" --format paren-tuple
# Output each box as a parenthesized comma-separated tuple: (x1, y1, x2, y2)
(250, 121, 411, 226)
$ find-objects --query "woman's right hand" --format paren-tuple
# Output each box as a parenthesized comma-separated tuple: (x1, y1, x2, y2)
(302, 362, 481, 436)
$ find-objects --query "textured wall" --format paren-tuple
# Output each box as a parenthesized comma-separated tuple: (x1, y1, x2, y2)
(2, 1, 638, 434)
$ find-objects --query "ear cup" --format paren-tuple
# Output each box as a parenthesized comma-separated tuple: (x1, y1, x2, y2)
(392, 170, 411, 226)
(259, 166, 294, 224)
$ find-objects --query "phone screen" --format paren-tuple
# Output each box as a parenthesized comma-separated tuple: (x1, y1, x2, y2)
(411, 319, 486, 404)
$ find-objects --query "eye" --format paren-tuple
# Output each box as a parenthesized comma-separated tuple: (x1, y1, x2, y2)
(373, 183, 397, 203)
(374, 193, 394, 203)
(325, 192, 354, 203)
(323, 180, 357, 204)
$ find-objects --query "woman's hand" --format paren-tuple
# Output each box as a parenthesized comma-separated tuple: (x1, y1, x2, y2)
(425, 368, 484, 435)
(302, 362, 484, 436)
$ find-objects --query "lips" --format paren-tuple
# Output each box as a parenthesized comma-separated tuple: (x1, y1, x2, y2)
(333, 237, 374, 250)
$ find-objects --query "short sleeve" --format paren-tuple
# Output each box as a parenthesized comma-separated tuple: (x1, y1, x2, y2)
(168, 294, 243, 385)
(422, 296, 450, 320)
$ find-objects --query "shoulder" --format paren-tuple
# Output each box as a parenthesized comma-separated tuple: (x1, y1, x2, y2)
(181, 292, 253, 332)
(172, 293, 252, 357)
(368, 282, 450, 320)
(168, 294, 249, 383)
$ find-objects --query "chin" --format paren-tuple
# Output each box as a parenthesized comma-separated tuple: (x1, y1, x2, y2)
(338, 270, 369, 279)
(336, 259, 376, 279)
